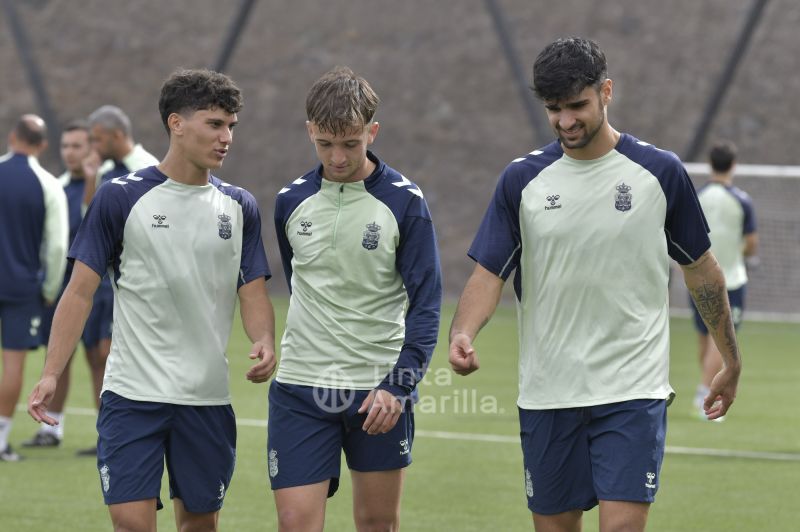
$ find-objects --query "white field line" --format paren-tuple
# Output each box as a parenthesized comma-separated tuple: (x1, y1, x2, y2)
(48, 406, 800, 462)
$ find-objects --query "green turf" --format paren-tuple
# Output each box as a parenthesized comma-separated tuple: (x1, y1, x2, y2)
(1, 298, 798, 531)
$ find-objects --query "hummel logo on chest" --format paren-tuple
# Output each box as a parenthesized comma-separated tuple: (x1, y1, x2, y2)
(151, 214, 170, 228)
(545, 194, 562, 211)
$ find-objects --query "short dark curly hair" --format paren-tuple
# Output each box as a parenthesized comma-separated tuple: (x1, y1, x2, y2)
(158, 68, 243, 133)
(532, 37, 607, 102)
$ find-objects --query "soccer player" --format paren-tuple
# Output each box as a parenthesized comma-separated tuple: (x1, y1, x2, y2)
(448, 38, 742, 532)
(0, 114, 69, 462)
(270, 66, 442, 531)
(21, 121, 115, 450)
(690, 140, 757, 421)
(28, 68, 276, 531)
(82, 104, 159, 208)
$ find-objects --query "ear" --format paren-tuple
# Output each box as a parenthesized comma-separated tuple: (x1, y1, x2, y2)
(306, 120, 316, 142)
(167, 113, 184, 136)
(601, 79, 613, 106)
(367, 121, 380, 144)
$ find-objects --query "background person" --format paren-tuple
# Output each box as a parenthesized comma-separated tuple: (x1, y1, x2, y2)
(21, 120, 115, 451)
(690, 139, 757, 420)
(0, 114, 68, 462)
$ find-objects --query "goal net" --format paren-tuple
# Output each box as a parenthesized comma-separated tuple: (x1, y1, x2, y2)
(670, 163, 800, 321)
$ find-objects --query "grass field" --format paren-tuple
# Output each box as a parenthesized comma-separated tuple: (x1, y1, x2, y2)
(1, 297, 798, 531)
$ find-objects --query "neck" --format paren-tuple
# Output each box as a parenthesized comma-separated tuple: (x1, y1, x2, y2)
(11, 145, 39, 157)
(114, 140, 136, 162)
(562, 124, 620, 161)
(710, 172, 733, 186)
(157, 151, 210, 186)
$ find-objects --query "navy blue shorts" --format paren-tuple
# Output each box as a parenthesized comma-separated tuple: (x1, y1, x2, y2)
(519, 399, 667, 515)
(0, 298, 43, 350)
(267, 381, 414, 497)
(690, 285, 745, 334)
(41, 289, 113, 349)
(96, 391, 236, 513)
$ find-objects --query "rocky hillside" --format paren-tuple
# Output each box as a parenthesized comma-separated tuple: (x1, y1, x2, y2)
(2, 0, 797, 312)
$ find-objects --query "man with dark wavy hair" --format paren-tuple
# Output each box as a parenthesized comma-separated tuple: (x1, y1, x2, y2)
(28, 68, 276, 531)
(450, 37, 741, 531)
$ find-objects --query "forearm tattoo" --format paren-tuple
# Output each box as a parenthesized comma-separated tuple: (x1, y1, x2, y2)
(689, 281, 723, 331)
(690, 280, 740, 363)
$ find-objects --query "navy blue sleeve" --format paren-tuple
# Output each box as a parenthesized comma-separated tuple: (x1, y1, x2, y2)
(377, 197, 443, 398)
(662, 163, 711, 265)
(68, 183, 127, 279)
(740, 192, 757, 235)
(237, 189, 271, 288)
(273, 193, 295, 291)
(467, 166, 525, 279)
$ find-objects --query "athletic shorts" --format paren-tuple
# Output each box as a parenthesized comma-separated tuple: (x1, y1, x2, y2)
(267, 380, 414, 497)
(96, 391, 236, 513)
(690, 285, 745, 334)
(519, 399, 667, 515)
(0, 298, 43, 350)
(40, 286, 113, 348)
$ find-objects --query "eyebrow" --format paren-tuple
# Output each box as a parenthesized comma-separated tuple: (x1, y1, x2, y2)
(206, 118, 238, 128)
(545, 99, 590, 110)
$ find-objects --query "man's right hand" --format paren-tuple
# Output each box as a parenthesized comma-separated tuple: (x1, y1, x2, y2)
(449, 332, 481, 376)
(81, 150, 102, 180)
(28, 376, 59, 426)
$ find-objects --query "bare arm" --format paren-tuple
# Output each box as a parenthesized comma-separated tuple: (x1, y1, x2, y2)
(238, 277, 277, 383)
(743, 232, 759, 257)
(680, 250, 742, 419)
(28, 261, 101, 424)
(448, 263, 505, 376)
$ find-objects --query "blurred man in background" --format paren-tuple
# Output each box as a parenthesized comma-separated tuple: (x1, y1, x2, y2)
(0, 114, 68, 462)
(690, 140, 758, 421)
(82, 104, 158, 208)
(22, 120, 115, 452)
(69, 105, 158, 456)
